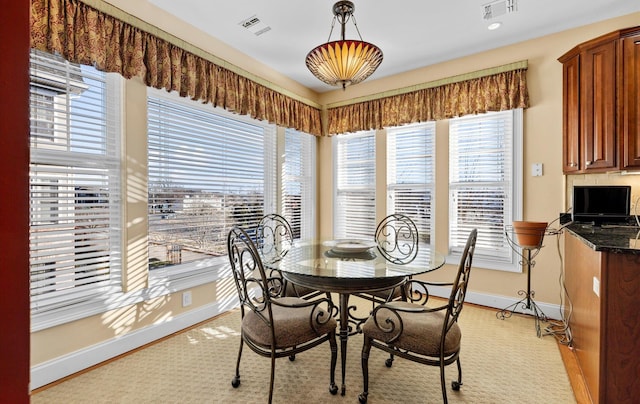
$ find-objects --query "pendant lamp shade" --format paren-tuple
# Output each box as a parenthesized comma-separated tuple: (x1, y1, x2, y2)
(305, 1, 383, 89)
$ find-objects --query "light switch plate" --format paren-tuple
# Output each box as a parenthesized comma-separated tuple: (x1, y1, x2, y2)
(593, 277, 600, 297)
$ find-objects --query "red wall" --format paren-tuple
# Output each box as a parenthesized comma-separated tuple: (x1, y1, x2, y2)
(0, 0, 31, 401)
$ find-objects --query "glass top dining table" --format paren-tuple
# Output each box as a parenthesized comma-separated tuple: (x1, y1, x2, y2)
(268, 239, 446, 396)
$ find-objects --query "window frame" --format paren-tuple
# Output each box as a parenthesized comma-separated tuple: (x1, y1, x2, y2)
(282, 128, 317, 240)
(146, 87, 278, 283)
(448, 109, 523, 272)
(333, 130, 377, 239)
(386, 122, 436, 246)
(29, 50, 125, 330)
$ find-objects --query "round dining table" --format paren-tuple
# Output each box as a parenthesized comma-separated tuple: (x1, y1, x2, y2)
(269, 239, 446, 396)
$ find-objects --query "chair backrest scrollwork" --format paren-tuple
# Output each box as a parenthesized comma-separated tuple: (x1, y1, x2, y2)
(227, 226, 280, 322)
(445, 228, 477, 330)
(375, 213, 419, 264)
(255, 213, 294, 264)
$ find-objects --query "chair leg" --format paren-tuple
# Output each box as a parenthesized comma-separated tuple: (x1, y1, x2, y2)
(268, 354, 276, 404)
(385, 352, 394, 367)
(329, 331, 339, 395)
(231, 339, 243, 388)
(439, 362, 448, 404)
(358, 336, 372, 404)
(451, 358, 463, 391)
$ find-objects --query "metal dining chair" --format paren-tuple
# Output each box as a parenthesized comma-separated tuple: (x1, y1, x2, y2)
(255, 213, 325, 299)
(358, 229, 477, 404)
(227, 226, 339, 403)
(255, 213, 294, 265)
(355, 213, 420, 304)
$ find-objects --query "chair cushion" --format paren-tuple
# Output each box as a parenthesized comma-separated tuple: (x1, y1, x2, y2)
(362, 301, 461, 357)
(283, 283, 319, 298)
(242, 297, 337, 349)
(367, 286, 404, 301)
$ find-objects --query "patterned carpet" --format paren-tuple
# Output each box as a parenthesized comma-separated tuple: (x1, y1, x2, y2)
(31, 299, 575, 403)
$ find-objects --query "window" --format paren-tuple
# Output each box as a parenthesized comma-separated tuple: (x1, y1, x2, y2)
(29, 49, 122, 316)
(283, 129, 316, 239)
(449, 109, 522, 271)
(147, 89, 276, 279)
(387, 123, 436, 245)
(334, 131, 376, 239)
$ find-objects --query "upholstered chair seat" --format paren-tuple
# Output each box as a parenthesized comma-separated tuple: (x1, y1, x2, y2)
(361, 301, 461, 357)
(242, 296, 337, 349)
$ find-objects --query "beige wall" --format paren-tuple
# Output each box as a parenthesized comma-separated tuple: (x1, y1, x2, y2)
(30, 2, 640, 371)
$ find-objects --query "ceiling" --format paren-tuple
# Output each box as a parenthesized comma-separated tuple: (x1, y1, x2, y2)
(149, 0, 640, 93)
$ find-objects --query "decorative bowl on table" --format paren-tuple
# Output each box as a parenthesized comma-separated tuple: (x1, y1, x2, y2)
(323, 239, 377, 254)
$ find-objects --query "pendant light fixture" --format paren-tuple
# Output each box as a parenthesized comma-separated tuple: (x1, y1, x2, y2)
(305, 1, 383, 90)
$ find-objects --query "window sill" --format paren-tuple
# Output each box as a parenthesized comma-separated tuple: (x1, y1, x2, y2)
(31, 264, 230, 332)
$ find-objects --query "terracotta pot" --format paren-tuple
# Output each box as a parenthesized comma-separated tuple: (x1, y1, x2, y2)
(512, 221, 547, 248)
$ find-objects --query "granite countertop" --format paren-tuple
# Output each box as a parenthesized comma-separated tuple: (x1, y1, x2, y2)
(565, 222, 640, 254)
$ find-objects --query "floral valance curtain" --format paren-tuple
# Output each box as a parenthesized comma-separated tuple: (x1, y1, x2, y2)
(30, 0, 323, 136)
(327, 67, 529, 135)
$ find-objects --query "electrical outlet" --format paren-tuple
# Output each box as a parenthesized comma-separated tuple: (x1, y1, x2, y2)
(531, 163, 543, 177)
(559, 213, 572, 224)
(182, 291, 192, 307)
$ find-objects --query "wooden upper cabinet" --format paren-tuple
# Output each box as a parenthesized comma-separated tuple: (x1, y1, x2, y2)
(559, 26, 640, 174)
(562, 54, 581, 172)
(621, 31, 640, 169)
(581, 40, 616, 170)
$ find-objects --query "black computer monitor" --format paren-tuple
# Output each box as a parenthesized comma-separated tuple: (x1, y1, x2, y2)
(572, 185, 631, 225)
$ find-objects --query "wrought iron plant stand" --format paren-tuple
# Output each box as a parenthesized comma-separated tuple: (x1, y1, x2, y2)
(496, 227, 549, 337)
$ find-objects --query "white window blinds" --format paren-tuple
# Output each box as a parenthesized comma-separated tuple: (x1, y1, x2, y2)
(387, 122, 436, 245)
(334, 131, 376, 239)
(147, 89, 276, 277)
(283, 129, 316, 240)
(449, 109, 522, 269)
(29, 49, 122, 314)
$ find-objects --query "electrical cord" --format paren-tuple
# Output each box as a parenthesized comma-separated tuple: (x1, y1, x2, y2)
(542, 195, 640, 345)
(538, 211, 573, 346)
(542, 228, 573, 346)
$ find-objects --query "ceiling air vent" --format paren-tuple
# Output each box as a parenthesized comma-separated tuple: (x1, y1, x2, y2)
(482, 0, 517, 20)
(238, 15, 272, 36)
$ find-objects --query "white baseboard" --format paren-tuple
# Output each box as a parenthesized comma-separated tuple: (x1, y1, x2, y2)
(31, 290, 561, 390)
(426, 285, 563, 321)
(30, 296, 238, 391)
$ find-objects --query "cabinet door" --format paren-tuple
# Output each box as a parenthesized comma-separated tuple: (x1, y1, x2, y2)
(621, 33, 640, 169)
(562, 55, 581, 173)
(582, 41, 617, 171)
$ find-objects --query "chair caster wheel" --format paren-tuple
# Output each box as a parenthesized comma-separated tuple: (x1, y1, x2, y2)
(288, 354, 296, 361)
(231, 376, 241, 388)
(329, 383, 338, 395)
(451, 380, 462, 391)
(358, 392, 368, 403)
(385, 358, 393, 367)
